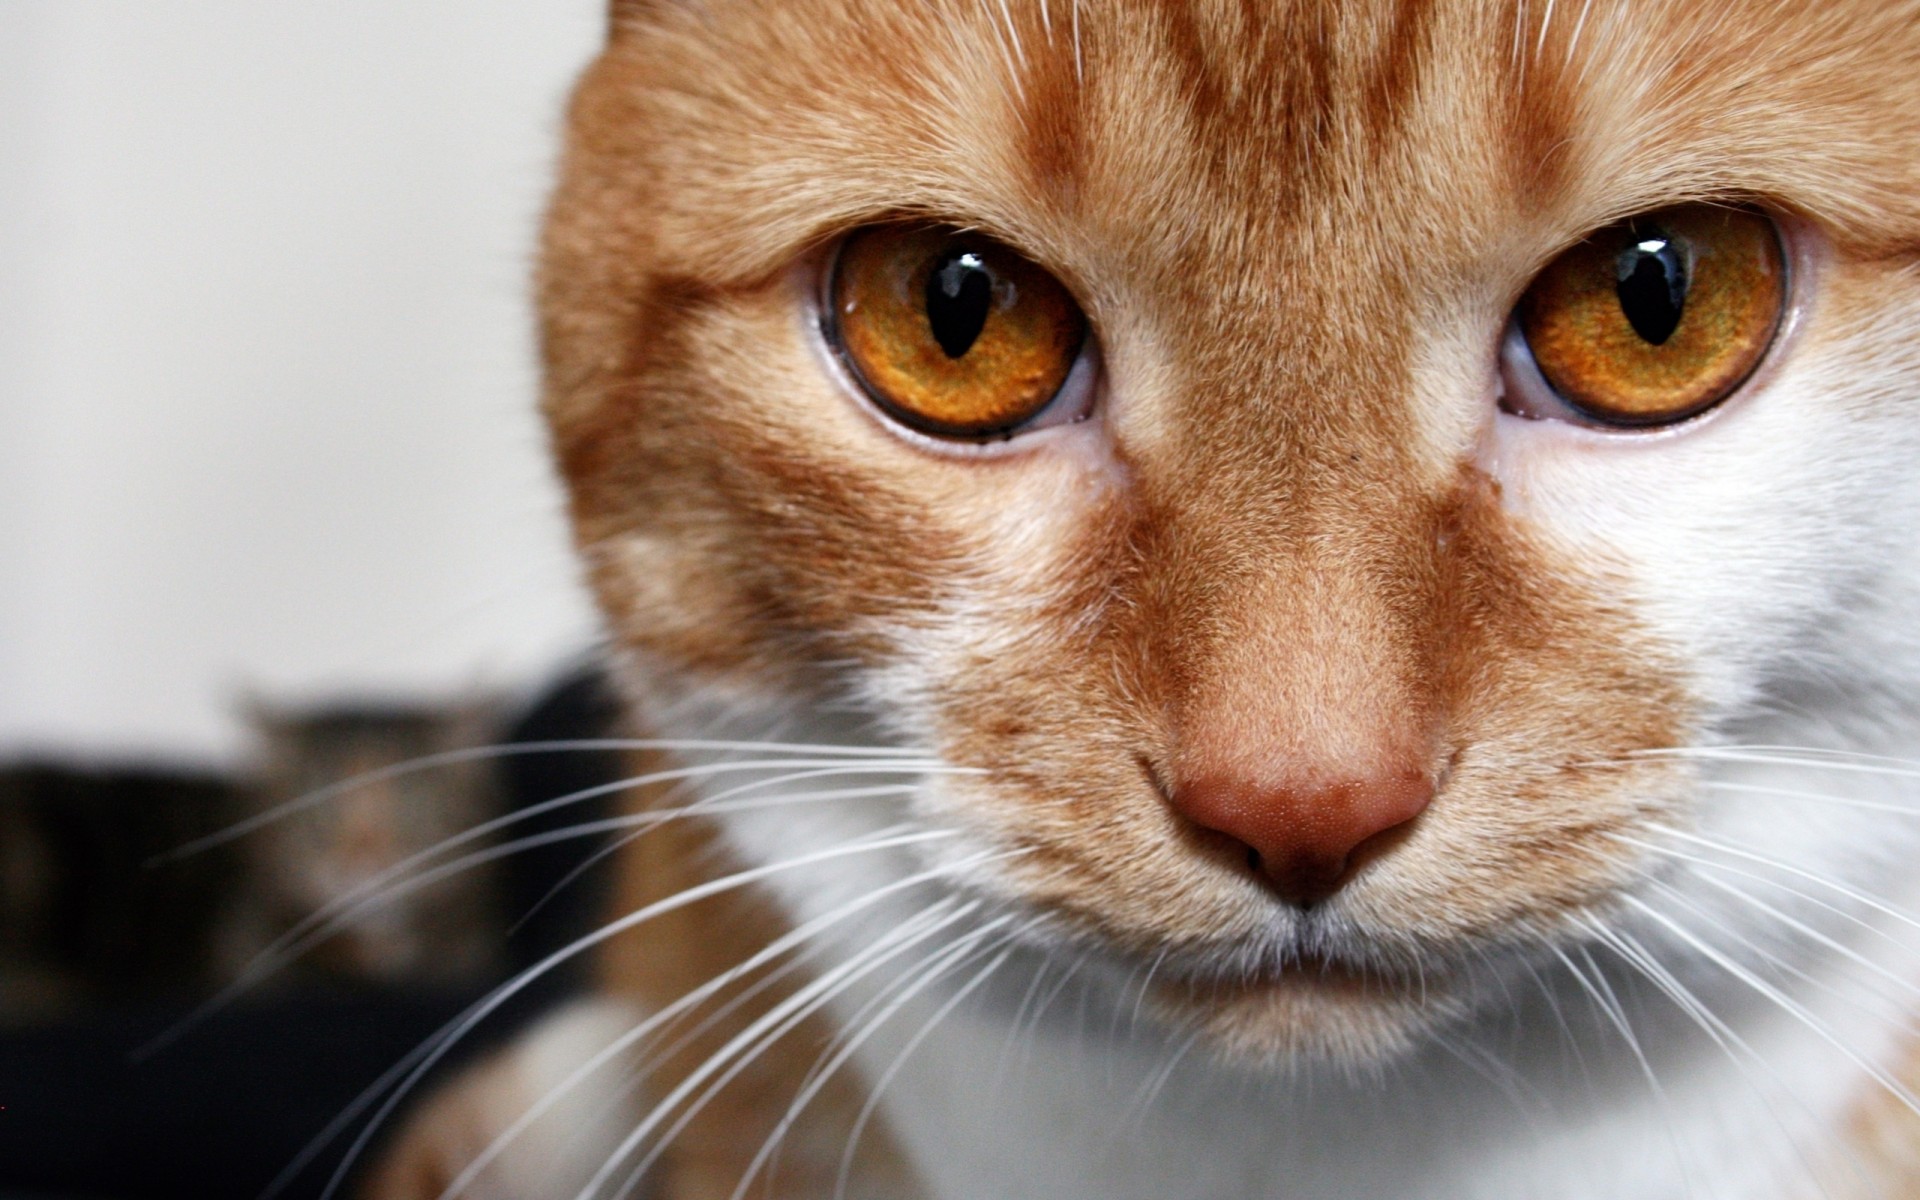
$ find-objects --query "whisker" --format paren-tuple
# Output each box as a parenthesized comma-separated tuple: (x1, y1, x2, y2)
(293, 826, 957, 1200)
(148, 777, 934, 1057)
(541, 913, 944, 1200)
(1685, 873, 1920, 1010)
(1515, 954, 1591, 1084)
(997, 939, 1100, 1084)
(1619, 894, 1920, 1122)
(831, 938, 1041, 1200)
(1547, 941, 1668, 1110)
(728, 918, 1024, 1200)
(436, 849, 1021, 1200)
(1623, 826, 1920, 939)
(1126, 946, 1171, 1036)
(533, 905, 961, 1200)
(584, 900, 991, 1200)
(1070, 0, 1083, 84)
(1620, 832, 1920, 1062)
(1647, 879, 1920, 1049)
(1584, 919, 1836, 1200)
(1426, 1027, 1535, 1116)
(153, 739, 952, 863)
(1124, 1024, 1205, 1129)
(1620, 745, 1920, 780)
(994, 0, 1025, 69)
(510, 783, 921, 940)
(1581, 916, 1746, 1061)
(990, 954, 1052, 1086)
(273, 777, 924, 977)
(288, 760, 943, 944)
(1563, 0, 1595, 66)
(1701, 779, 1920, 816)
(787, 917, 994, 1105)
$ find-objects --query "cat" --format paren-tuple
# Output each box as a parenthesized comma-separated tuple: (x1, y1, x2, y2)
(218, 700, 506, 988)
(366, 1, 1920, 1197)
(0, 699, 509, 1028)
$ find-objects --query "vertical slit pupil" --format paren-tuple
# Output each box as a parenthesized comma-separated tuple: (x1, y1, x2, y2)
(1615, 231, 1688, 346)
(926, 251, 994, 358)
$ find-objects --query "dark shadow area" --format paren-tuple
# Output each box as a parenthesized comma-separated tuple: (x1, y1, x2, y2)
(0, 661, 626, 1200)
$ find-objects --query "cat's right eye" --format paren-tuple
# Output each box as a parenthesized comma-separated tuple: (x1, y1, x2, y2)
(1503, 205, 1788, 428)
(825, 225, 1091, 440)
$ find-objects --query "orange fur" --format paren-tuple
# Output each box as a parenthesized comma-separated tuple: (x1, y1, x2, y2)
(595, 755, 921, 1200)
(377, 1, 1920, 1195)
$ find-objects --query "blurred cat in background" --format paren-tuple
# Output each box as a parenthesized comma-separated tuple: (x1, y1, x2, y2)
(0, 699, 506, 1029)
(218, 701, 504, 987)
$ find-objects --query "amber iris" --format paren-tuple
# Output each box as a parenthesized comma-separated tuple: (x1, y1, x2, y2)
(1519, 206, 1786, 426)
(831, 225, 1087, 438)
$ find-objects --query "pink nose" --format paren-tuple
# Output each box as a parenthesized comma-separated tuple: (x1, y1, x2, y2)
(1170, 772, 1432, 906)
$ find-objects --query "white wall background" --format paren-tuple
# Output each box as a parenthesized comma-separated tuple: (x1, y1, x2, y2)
(0, 3, 609, 763)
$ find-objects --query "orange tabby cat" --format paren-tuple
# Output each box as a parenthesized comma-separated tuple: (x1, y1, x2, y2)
(371, 1, 1920, 1197)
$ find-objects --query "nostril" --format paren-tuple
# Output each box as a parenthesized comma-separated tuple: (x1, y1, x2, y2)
(1166, 770, 1433, 907)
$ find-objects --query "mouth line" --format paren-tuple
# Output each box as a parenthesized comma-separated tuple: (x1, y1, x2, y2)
(1000, 888, 1453, 999)
(1246, 952, 1425, 993)
(1154, 935, 1438, 995)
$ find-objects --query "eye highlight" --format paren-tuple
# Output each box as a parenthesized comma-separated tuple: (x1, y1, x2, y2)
(1508, 205, 1787, 428)
(828, 225, 1089, 439)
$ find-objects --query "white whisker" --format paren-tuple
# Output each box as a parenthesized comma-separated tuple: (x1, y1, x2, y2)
(1702, 779, 1920, 816)
(1125, 1024, 1205, 1129)
(1548, 941, 1667, 1108)
(504, 778, 926, 937)
(1071, 0, 1083, 84)
(437, 848, 1020, 1200)
(1623, 745, 1920, 780)
(152, 739, 947, 862)
(1686, 873, 1920, 1009)
(996, 0, 1025, 67)
(151, 773, 941, 1056)
(977, 0, 1026, 100)
(1127, 946, 1171, 1035)
(832, 937, 1038, 1200)
(1563, 0, 1595, 65)
(1585, 918, 1837, 1200)
(1583, 917, 1744, 1060)
(1620, 894, 1920, 1122)
(301, 826, 958, 1200)
(729, 918, 1024, 1200)
(991, 953, 1051, 1084)
(276, 776, 924, 974)
(1624, 826, 1920, 939)
(584, 901, 991, 1200)
(1648, 879, 1920, 1049)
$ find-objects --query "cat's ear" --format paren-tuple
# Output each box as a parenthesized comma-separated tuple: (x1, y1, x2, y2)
(440, 694, 507, 754)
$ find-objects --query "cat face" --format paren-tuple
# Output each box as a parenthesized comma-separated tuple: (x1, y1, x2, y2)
(543, 0, 1920, 1063)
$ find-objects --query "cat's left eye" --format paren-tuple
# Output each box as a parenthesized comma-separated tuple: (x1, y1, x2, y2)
(1502, 205, 1788, 429)
(824, 225, 1092, 440)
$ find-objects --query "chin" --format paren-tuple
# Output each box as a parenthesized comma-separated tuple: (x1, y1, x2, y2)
(1143, 952, 1469, 1072)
